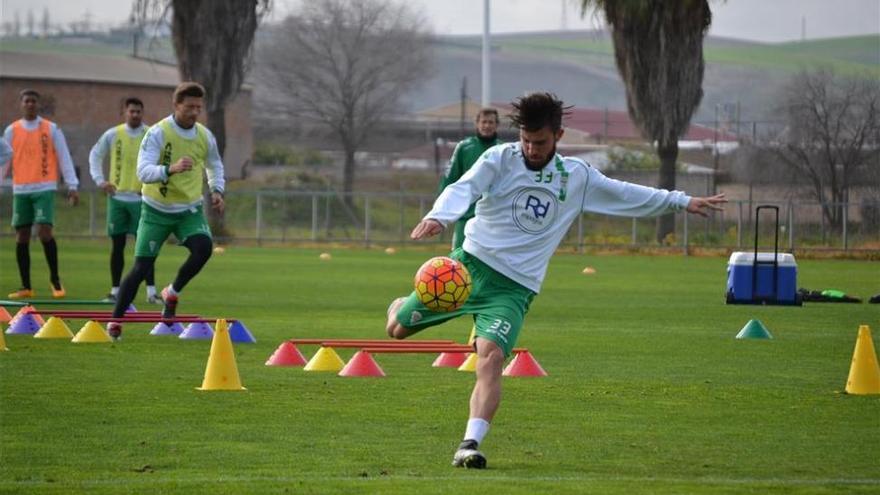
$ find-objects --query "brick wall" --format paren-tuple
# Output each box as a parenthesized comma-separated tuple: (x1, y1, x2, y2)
(0, 78, 252, 185)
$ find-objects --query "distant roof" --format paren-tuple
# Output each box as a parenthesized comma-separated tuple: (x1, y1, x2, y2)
(416, 100, 738, 142)
(0, 50, 179, 88)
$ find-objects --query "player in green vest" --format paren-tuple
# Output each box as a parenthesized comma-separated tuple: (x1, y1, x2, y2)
(89, 97, 159, 304)
(107, 82, 225, 341)
(437, 108, 501, 250)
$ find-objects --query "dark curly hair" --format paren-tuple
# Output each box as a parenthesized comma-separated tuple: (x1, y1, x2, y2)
(508, 92, 572, 132)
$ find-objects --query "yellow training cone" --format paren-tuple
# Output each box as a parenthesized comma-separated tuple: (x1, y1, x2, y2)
(467, 326, 476, 345)
(0, 326, 8, 351)
(73, 321, 112, 343)
(304, 347, 345, 372)
(197, 319, 246, 391)
(34, 317, 74, 339)
(845, 325, 880, 395)
(458, 352, 478, 372)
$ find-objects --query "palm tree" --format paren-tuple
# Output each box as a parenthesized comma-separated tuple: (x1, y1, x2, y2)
(132, 0, 272, 157)
(581, 0, 711, 242)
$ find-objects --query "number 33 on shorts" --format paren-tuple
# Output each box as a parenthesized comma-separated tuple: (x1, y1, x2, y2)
(486, 319, 512, 343)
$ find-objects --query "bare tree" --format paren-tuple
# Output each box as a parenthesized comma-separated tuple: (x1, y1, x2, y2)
(41, 7, 50, 37)
(772, 67, 880, 231)
(131, 0, 272, 157)
(259, 0, 433, 200)
(26, 9, 34, 37)
(581, 0, 711, 243)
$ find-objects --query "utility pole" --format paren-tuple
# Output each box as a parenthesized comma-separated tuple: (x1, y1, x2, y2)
(481, 0, 491, 107)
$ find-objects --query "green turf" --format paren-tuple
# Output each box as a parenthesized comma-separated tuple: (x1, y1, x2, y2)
(1, 239, 878, 494)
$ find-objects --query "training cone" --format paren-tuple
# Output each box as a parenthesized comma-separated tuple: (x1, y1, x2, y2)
(228, 320, 257, 343)
(503, 351, 548, 377)
(0, 306, 12, 323)
(458, 352, 478, 372)
(7, 312, 43, 335)
(10, 306, 44, 327)
(34, 317, 75, 339)
(150, 321, 184, 336)
(467, 326, 476, 345)
(845, 325, 880, 395)
(197, 319, 245, 391)
(72, 321, 112, 343)
(432, 352, 468, 368)
(339, 351, 386, 377)
(265, 341, 308, 367)
(735, 319, 773, 339)
(180, 321, 214, 340)
(0, 327, 8, 351)
(304, 347, 345, 372)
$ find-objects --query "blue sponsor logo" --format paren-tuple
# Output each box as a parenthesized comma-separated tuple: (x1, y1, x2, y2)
(512, 188, 557, 234)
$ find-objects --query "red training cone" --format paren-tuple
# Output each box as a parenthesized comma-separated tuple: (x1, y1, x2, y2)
(502, 351, 548, 377)
(338, 351, 386, 377)
(265, 341, 308, 367)
(432, 352, 468, 368)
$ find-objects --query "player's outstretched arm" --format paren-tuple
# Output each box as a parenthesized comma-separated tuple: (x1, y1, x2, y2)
(411, 219, 445, 240)
(686, 193, 727, 217)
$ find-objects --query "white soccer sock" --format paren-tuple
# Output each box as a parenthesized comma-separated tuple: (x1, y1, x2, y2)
(110, 286, 120, 296)
(165, 285, 178, 296)
(463, 418, 490, 445)
(146, 285, 157, 297)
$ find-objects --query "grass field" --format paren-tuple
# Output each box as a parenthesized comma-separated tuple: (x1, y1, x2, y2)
(1, 239, 878, 494)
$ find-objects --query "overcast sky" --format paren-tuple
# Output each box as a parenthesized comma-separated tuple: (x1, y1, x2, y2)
(1, 0, 878, 43)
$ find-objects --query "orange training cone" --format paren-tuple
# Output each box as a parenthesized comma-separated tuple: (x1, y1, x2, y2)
(0, 306, 12, 323)
(432, 352, 468, 368)
(339, 351, 386, 377)
(503, 351, 548, 377)
(265, 341, 308, 367)
(34, 317, 74, 339)
(197, 319, 246, 391)
(304, 347, 345, 372)
(845, 325, 880, 395)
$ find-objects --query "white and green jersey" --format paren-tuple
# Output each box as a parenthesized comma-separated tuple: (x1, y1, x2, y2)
(137, 115, 225, 214)
(425, 142, 691, 293)
(89, 123, 148, 202)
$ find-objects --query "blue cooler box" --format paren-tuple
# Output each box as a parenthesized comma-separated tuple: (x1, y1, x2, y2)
(726, 252, 799, 305)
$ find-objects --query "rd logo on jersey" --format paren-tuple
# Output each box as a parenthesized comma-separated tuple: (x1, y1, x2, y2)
(512, 187, 558, 234)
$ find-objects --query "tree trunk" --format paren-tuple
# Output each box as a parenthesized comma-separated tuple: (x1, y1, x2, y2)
(656, 141, 678, 243)
(343, 145, 356, 209)
(207, 107, 226, 159)
(205, 106, 226, 235)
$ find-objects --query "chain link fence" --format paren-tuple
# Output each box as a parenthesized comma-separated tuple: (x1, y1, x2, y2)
(1, 189, 877, 254)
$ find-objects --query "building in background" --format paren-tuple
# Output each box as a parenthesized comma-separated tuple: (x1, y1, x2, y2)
(0, 50, 252, 185)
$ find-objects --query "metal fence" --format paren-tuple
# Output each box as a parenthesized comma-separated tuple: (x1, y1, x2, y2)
(1, 189, 878, 254)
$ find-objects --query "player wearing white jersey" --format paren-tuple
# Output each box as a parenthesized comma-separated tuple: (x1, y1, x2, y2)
(385, 92, 726, 469)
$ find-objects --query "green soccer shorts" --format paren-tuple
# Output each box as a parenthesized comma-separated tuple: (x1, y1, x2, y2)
(107, 196, 142, 236)
(11, 190, 55, 228)
(134, 203, 212, 258)
(395, 248, 535, 357)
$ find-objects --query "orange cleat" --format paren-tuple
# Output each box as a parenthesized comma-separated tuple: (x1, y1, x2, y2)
(51, 285, 66, 299)
(7, 288, 35, 299)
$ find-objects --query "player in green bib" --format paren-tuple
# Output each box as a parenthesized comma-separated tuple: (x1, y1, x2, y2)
(107, 82, 225, 341)
(438, 108, 501, 250)
(88, 97, 159, 304)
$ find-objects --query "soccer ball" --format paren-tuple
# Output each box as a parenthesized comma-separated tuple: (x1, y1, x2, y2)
(414, 256, 472, 312)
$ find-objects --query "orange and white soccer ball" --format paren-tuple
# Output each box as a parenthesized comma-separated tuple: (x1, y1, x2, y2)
(414, 256, 472, 312)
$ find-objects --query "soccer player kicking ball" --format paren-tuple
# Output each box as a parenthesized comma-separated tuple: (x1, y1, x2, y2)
(107, 82, 225, 341)
(385, 92, 726, 469)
